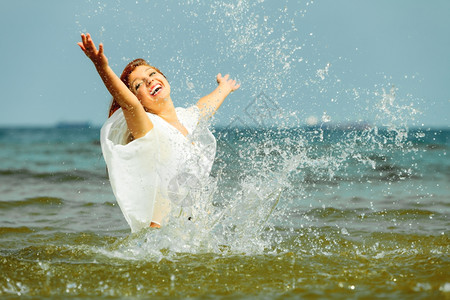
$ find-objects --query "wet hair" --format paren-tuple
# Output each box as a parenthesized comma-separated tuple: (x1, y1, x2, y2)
(108, 58, 166, 117)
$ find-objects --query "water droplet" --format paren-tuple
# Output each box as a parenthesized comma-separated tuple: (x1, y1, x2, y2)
(321, 112, 331, 123)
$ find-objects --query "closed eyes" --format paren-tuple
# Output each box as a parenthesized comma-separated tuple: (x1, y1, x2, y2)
(135, 71, 157, 91)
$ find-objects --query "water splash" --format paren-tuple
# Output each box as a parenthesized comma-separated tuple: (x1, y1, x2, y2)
(98, 99, 425, 260)
(74, 0, 428, 261)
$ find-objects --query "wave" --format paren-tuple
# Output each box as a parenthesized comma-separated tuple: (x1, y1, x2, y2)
(1, 222, 446, 262)
(0, 168, 107, 182)
(0, 198, 119, 212)
(291, 207, 445, 222)
(80, 201, 117, 208)
(0, 196, 64, 209)
(0, 226, 34, 234)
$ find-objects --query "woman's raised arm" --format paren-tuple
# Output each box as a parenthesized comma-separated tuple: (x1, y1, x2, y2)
(78, 33, 152, 139)
(196, 73, 240, 118)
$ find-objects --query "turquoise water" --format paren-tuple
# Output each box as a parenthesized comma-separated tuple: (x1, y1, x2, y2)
(0, 125, 448, 298)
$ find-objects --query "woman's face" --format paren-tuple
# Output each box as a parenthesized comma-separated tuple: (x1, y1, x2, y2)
(128, 65, 171, 110)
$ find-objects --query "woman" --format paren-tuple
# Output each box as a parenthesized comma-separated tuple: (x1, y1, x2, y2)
(78, 33, 240, 232)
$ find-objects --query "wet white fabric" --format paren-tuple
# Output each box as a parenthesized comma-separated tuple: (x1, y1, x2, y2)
(100, 106, 216, 232)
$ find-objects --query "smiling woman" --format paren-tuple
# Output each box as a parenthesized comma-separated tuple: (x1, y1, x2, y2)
(77, 33, 240, 232)
(108, 58, 166, 118)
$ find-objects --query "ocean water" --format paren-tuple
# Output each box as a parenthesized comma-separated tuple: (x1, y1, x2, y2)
(0, 123, 448, 299)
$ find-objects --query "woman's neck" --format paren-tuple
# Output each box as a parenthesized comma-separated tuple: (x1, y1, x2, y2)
(146, 97, 179, 124)
(148, 97, 188, 136)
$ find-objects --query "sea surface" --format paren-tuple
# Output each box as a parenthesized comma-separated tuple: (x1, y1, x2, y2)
(0, 125, 448, 299)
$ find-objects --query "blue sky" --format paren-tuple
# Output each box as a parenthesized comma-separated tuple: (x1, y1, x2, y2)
(1, 0, 449, 128)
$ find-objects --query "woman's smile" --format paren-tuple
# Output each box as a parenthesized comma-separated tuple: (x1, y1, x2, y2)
(128, 65, 171, 106)
(149, 83, 163, 96)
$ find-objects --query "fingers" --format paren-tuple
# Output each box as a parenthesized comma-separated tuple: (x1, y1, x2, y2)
(228, 78, 240, 91)
(85, 34, 97, 52)
(216, 73, 240, 91)
(217, 73, 230, 82)
(78, 34, 87, 52)
(78, 33, 109, 68)
(79, 33, 89, 51)
(77, 42, 86, 52)
(79, 33, 106, 64)
(79, 33, 96, 52)
(81, 33, 87, 45)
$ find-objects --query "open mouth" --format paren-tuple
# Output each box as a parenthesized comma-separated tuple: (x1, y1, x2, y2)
(150, 84, 162, 96)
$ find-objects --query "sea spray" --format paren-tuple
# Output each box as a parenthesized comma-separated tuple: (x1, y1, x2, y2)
(77, 0, 430, 258)
(96, 81, 425, 259)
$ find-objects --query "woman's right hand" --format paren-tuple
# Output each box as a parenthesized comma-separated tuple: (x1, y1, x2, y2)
(77, 33, 108, 69)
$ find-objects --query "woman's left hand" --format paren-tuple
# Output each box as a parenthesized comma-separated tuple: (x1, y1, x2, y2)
(216, 73, 240, 93)
(196, 73, 240, 118)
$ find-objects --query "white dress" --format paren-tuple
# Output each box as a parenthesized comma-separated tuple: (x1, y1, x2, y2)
(100, 106, 216, 232)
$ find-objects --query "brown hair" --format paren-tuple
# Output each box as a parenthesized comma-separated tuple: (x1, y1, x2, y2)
(108, 58, 165, 117)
